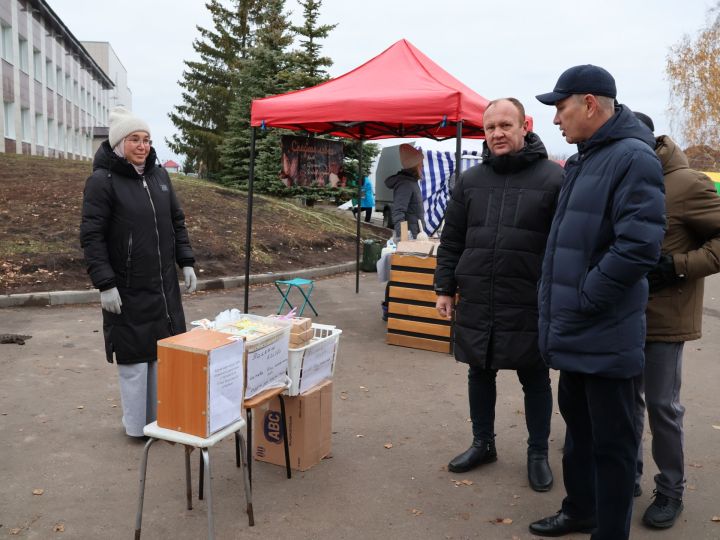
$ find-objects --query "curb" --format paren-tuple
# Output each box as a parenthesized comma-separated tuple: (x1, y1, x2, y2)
(0, 261, 358, 309)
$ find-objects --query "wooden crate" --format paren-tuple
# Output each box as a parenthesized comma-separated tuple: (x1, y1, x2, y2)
(157, 329, 245, 437)
(386, 254, 451, 354)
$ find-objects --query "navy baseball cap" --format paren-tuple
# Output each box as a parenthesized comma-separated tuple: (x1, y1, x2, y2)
(536, 64, 617, 105)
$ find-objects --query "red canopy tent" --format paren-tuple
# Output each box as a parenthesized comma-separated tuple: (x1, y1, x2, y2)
(243, 39, 516, 310)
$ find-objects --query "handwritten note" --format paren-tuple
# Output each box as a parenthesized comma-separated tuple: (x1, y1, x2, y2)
(208, 339, 244, 433)
(246, 338, 289, 398)
(299, 338, 336, 394)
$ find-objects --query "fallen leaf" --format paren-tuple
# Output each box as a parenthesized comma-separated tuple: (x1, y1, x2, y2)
(492, 517, 513, 524)
(513, 494, 521, 499)
(712, 515, 720, 522)
(461, 479, 473, 486)
(356, 434, 364, 438)
(410, 508, 423, 516)
(76, 406, 84, 410)
(32, 488, 44, 495)
(712, 425, 720, 430)
(688, 462, 703, 468)
(359, 386, 366, 389)
(384, 443, 393, 449)
(339, 395, 348, 400)
(10, 528, 21, 535)
(54, 522, 65, 532)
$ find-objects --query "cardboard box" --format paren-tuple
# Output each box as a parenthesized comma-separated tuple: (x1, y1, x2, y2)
(157, 329, 245, 437)
(289, 327, 313, 347)
(267, 315, 312, 332)
(253, 380, 332, 471)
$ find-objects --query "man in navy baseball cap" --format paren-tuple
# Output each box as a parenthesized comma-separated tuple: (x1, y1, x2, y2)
(536, 64, 617, 105)
(530, 65, 665, 539)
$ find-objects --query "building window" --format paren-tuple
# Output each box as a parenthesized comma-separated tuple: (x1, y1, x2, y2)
(33, 49, 42, 81)
(0, 23, 12, 62)
(20, 107, 30, 142)
(3, 101, 15, 139)
(18, 38, 28, 73)
(48, 118, 55, 148)
(57, 122, 64, 150)
(73, 80, 78, 103)
(64, 74, 70, 98)
(56, 67, 62, 95)
(46, 60, 53, 89)
(35, 113, 43, 146)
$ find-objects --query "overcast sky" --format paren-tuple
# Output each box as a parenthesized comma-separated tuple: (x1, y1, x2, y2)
(49, 0, 713, 167)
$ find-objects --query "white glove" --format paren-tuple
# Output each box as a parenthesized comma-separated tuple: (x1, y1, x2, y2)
(100, 287, 122, 314)
(183, 266, 197, 293)
(416, 232, 429, 241)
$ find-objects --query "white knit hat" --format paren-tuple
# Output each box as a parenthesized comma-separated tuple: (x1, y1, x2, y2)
(108, 106, 151, 149)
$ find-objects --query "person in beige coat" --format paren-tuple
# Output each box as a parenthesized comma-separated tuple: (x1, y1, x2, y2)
(633, 112, 720, 529)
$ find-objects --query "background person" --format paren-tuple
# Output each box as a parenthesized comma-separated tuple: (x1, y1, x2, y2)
(531, 65, 665, 540)
(384, 144, 427, 240)
(80, 107, 197, 440)
(632, 111, 720, 529)
(434, 98, 563, 492)
(353, 176, 375, 222)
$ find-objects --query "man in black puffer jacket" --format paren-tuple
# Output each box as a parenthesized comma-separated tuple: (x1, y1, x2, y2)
(530, 66, 665, 540)
(434, 98, 563, 492)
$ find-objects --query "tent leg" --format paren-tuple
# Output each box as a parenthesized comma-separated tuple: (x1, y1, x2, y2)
(455, 120, 463, 179)
(356, 139, 364, 294)
(244, 127, 257, 314)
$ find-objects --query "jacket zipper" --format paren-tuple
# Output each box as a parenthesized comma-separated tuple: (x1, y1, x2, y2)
(485, 178, 508, 368)
(142, 177, 172, 330)
(125, 233, 133, 288)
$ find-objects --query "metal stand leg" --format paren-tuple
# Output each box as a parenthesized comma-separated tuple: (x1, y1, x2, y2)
(237, 431, 255, 526)
(235, 432, 240, 467)
(297, 283, 318, 316)
(202, 449, 214, 540)
(184, 446, 193, 510)
(246, 408, 253, 487)
(134, 438, 156, 540)
(198, 451, 204, 500)
(278, 395, 292, 479)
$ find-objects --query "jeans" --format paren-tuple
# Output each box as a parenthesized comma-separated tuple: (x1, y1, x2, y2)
(467, 363, 552, 455)
(559, 371, 638, 540)
(634, 341, 686, 498)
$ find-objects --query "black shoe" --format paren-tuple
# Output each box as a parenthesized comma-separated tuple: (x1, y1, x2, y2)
(529, 511, 596, 537)
(634, 483, 642, 497)
(528, 454, 553, 492)
(447, 439, 497, 473)
(642, 490, 683, 529)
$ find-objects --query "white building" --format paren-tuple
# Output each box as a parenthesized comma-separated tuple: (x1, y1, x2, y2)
(0, 0, 114, 159)
(81, 41, 131, 110)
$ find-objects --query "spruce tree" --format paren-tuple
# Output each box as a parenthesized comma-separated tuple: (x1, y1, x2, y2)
(288, 0, 337, 89)
(168, 0, 256, 178)
(219, 0, 295, 191)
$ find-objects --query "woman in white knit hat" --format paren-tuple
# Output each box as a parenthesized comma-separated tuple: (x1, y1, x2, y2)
(80, 106, 197, 440)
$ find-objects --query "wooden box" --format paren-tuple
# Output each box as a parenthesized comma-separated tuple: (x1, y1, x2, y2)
(386, 253, 451, 354)
(157, 329, 245, 437)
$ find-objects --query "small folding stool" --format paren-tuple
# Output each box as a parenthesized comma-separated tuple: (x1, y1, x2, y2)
(134, 419, 253, 540)
(274, 277, 319, 316)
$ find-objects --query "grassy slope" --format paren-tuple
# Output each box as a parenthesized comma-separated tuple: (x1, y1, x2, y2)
(0, 153, 384, 294)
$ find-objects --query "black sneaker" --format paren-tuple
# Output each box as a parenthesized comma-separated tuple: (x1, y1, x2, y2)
(642, 490, 683, 529)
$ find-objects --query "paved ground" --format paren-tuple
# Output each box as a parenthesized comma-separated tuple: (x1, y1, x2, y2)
(1, 272, 719, 539)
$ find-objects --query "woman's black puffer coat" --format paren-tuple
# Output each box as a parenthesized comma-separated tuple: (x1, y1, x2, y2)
(435, 133, 563, 370)
(80, 141, 195, 364)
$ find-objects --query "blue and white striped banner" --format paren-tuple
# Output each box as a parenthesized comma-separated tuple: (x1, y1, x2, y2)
(418, 148, 482, 235)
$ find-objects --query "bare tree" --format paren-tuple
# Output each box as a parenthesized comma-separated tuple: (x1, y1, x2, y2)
(666, 4, 720, 148)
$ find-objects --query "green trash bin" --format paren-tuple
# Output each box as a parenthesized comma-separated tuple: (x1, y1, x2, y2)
(361, 239, 383, 272)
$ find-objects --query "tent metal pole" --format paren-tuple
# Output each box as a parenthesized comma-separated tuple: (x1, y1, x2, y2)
(243, 126, 257, 314)
(455, 120, 463, 179)
(355, 137, 364, 294)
